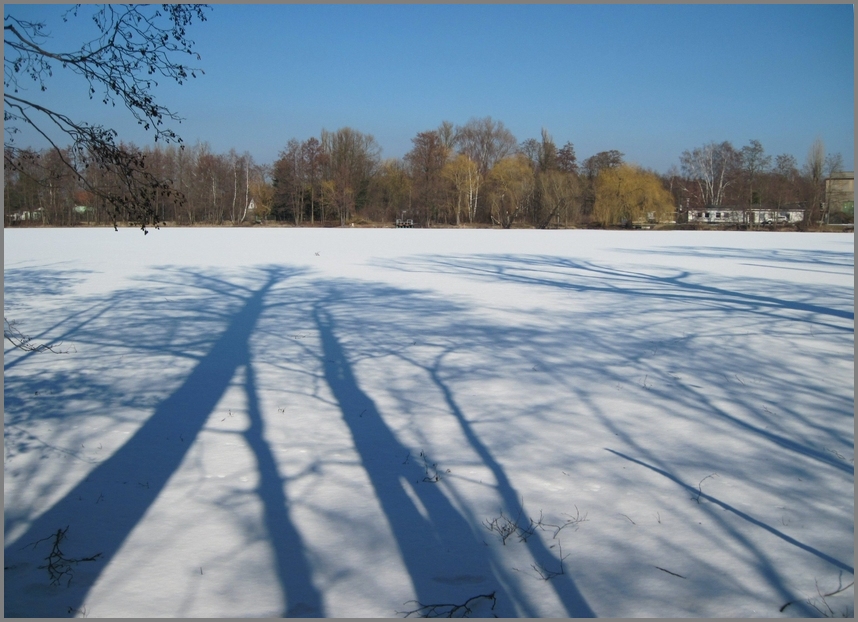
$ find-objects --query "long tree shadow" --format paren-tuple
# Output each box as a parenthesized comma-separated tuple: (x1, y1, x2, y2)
(314, 300, 565, 617)
(6, 242, 851, 616)
(379, 253, 854, 472)
(242, 354, 323, 617)
(612, 244, 855, 274)
(417, 347, 595, 616)
(366, 250, 851, 614)
(605, 449, 853, 575)
(381, 254, 854, 327)
(4, 265, 323, 617)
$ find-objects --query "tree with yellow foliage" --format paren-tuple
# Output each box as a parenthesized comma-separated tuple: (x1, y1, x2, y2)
(487, 154, 534, 228)
(536, 169, 580, 228)
(593, 164, 674, 226)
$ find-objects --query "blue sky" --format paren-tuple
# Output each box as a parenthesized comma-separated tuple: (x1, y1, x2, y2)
(5, 4, 855, 173)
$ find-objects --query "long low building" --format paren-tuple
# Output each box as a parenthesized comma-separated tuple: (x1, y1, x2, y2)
(686, 205, 806, 225)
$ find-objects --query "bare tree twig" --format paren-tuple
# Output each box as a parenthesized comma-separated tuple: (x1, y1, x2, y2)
(691, 473, 717, 504)
(484, 504, 587, 545)
(654, 566, 686, 579)
(518, 542, 569, 581)
(779, 572, 854, 615)
(420, 450, 446, 483)
(397, 591, 497, 618)
(27, 526, 102, 587)
(4, 317, 73, 353)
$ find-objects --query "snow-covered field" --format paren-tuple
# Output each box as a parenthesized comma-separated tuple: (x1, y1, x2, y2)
(4, 228, 854, 618)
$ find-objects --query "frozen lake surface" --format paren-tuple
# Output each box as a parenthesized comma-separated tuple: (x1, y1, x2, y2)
(4, 228, 854, 617)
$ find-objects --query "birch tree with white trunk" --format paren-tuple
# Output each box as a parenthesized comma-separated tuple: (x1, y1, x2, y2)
(679, 141, 740, 207)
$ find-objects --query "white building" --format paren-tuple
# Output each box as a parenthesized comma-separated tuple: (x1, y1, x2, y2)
(687, 205, 805, 225)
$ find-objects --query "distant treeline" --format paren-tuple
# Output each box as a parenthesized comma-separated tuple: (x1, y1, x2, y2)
(4, 117, 848, 228)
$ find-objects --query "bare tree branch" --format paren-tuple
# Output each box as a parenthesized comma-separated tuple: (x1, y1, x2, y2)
(4, 4, 209, 231)
(4, 317, 73, 354)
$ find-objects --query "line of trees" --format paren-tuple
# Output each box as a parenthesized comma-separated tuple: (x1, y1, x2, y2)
(5, 118, 849, 228)
(268, 119, 663, 228)
(4, 142, 271, 226)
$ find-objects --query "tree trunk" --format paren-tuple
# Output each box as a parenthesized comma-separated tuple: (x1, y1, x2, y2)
(231, 162, 238, 223)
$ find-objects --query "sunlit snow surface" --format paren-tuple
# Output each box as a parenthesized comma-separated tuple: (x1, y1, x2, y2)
(4, 228, 854, 618)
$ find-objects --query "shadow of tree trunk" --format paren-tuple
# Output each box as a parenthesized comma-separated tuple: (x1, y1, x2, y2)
(314, 303, 527, 616)
(242, 358, 324, 616)
(4, 267, 322, 617)
(426, 353, 596, 617)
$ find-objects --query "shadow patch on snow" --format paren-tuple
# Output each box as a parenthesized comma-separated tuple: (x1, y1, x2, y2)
(4, 265, 323, 617)
(605, 448, 854, 575)
(314, 301, 547, 617)
(295, 252, 852, 614)
(369, 250, 853, 613)
(4, 292, 119, 376)
(614, 245, 855, 274)
(381, 253, 854, 326)
(379, 253, 854, 471)
(402, 346, 596, 616)
(241, 356, 324, 617)
(4, 264, 97, 303)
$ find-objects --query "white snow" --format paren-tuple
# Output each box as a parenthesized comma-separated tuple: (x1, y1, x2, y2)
(4, 227, 854, 618)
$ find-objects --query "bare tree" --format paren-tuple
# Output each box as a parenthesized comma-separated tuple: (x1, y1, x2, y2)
(442, 154, 481, 225)
(557, 141, 579, 175)
(320, 127, 381, 226)
(368, 158, 411, 224)
(301, 138, 325, 224)
(582, 150, 624, 179)
(679, 141, 740, 207)
(246, 162, 272, 222)
(455, 116, 517, 178)
(662, 165, 692, 218)
(740, 139, 772, 206)
(804, 138, 825, 185)
(824, 152, 844, 178)
(767, 153, 801, 210)
(437, 120, 457, 152)
(538, 128, 559, 173)
(519, 138, 542, 172)
(405, 130, 449, 225)
(804, 137, 825, 224)
(4, 4, 210, 231)
(226, 149, 242, 224)
(276, 139, 307, 224)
